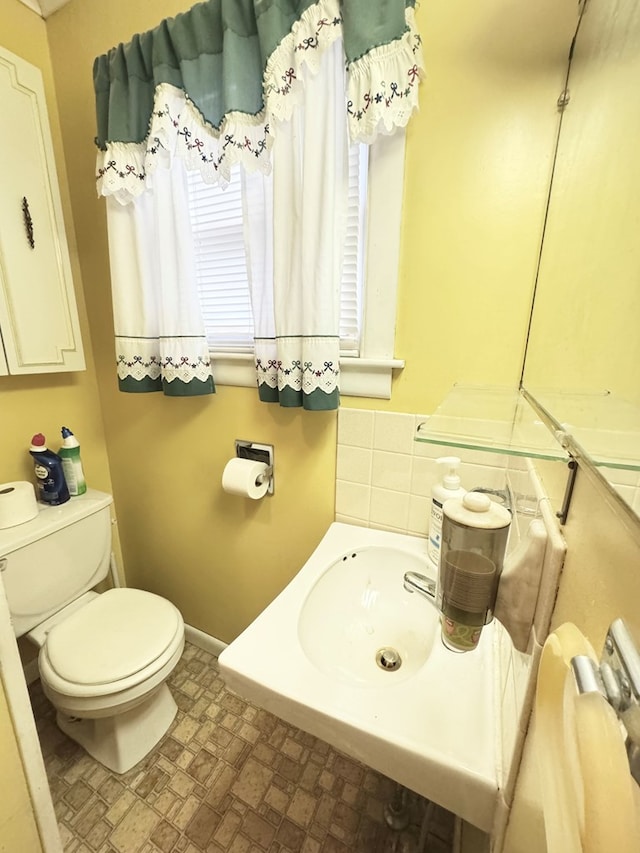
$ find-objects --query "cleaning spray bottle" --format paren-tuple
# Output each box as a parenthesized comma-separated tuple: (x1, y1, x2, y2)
(58, 426, 87, 496)
(29, 433, 70, 505)
(427, 456, 466, 570)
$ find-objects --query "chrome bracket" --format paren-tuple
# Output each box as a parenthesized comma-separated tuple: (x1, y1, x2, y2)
(234, 440, 274, 495)
(571, 619, 640, 784)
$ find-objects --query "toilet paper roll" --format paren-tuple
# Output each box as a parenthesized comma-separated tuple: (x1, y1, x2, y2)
(0, 481, 39, 529)
(222, 458, 270, 500)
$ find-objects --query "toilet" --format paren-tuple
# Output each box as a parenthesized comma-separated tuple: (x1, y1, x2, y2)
(0, 489, 185, 774)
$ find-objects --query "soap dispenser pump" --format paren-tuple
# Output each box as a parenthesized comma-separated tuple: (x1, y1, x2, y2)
(428, 456, 466, 569)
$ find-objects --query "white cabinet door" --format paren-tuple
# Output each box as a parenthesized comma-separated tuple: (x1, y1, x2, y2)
(0, 46, 85, 374)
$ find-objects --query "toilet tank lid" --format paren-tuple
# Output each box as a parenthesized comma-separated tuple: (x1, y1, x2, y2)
(45, 588, 183, 686)
(0, 489, 113, 556)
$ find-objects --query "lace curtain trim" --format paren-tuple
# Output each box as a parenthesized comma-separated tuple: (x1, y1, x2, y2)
(116, 336, 213, 385)
(347, 7, 424, 143)
(254, 337, 340, 396)
(96, 94, 273, 203)
(96, 2, 424, 202)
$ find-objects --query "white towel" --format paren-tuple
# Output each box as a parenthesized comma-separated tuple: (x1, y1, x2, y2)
(494, 518, 547, 653)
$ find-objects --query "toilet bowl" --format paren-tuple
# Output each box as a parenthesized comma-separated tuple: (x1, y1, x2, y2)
(31, 587, 185, 773)
(0, 490, 186, 774)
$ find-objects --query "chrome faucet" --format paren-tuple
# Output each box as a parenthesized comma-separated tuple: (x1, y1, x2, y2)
(403, 571, 438, 608)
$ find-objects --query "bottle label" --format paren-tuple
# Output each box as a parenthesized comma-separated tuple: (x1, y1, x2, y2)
(428, 499, 444, 565)
(31, 452, 70, 504)
(61, 458, 78, 494)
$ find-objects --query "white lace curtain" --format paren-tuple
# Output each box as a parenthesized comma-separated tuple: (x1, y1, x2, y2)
(242, 39, 347, 408)
(95, 0, 424, 404)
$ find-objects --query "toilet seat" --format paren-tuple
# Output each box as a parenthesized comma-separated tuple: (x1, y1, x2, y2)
(39, 588, 185, 699)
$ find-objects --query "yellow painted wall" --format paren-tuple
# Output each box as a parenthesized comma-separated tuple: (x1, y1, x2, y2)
(0, 0, 115, 845)
(390, 0, 577, 416)
(0, 0, 113, 496)
(2, 0, 638, 848)
(42, 0, 333, 642)
(42, 0, 576, 643)
(523, 0, 640, 405)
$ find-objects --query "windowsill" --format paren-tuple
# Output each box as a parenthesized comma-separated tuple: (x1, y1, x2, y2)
(210, 352, 405, 399)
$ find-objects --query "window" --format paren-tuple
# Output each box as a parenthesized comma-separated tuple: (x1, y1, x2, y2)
(187, 131, 406, 398)
(188, 169, 254, 352)
(188, 145, 368, 355)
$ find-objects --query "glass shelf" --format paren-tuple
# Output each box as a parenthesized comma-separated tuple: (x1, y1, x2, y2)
(414, 385, 570, 462)
(524, 388, 640, 472)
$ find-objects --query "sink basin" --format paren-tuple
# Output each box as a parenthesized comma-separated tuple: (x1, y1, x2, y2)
(298, 546, 438, 686)
(219, 523, 505, 832)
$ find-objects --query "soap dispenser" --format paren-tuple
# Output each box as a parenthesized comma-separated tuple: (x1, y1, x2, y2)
(427, 456, 466, 570)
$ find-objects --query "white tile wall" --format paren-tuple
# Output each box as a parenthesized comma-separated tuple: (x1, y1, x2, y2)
(335, 406, 567, 823)
(336, 408, 520, 538)
(336, 408, 374, 448)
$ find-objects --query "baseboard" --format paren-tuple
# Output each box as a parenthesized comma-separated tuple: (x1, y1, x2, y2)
(184, 624, 228, 658)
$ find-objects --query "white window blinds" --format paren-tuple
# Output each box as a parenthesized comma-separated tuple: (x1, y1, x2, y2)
(188, 170, 254, 351)
(187, 144, 369, 355)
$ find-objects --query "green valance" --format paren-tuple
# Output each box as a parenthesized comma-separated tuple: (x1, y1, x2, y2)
(94, 0, 316, 147)
(94, 0, 423, 202)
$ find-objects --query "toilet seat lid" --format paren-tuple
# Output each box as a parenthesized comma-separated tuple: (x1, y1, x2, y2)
(45, 588, 182, 686)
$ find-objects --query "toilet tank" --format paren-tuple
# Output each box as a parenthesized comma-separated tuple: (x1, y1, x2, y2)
(0, 489, 113, 638)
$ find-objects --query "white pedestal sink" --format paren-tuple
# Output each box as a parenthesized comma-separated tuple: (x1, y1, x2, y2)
(219, 522, 504, 832)
(299, 545, 439, 687)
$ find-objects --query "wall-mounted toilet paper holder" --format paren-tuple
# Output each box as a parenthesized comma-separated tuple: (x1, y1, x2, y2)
(571, 618, 640, 783)
(235, 440, 274, 495)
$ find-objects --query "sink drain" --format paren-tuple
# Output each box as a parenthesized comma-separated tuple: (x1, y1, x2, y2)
(376, 647, 402, 671)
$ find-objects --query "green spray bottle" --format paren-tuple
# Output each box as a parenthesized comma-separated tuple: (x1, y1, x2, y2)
(58, 426, 87, 496)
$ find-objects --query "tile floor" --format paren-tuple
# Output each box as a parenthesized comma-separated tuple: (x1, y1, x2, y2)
(29, 643, 456, 853)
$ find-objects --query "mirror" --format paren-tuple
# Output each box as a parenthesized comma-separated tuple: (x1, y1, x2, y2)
(522, 0, 640, 518)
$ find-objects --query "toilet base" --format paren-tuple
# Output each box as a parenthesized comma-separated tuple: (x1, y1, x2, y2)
(56, 683, 178, 774)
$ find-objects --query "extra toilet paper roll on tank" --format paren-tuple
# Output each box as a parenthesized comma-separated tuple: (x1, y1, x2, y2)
(222, 458, 269, 500)
(0, 481, 39, 529)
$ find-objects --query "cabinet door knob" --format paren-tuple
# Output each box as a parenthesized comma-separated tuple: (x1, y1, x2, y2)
(22, 196, 35, 249)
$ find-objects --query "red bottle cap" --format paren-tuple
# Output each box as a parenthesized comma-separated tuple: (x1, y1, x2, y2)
(31, 433, 46, 446)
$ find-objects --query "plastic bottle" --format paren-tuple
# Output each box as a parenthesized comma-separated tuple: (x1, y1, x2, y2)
(427, 456, 466, 569)
(58, 427, 87, 496)
(29, 433, 70, 505)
